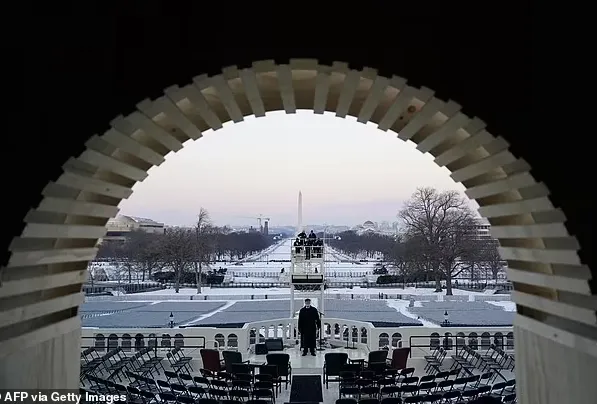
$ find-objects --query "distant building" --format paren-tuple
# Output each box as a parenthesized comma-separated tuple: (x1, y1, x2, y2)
(352, 220, 396, 236)
(472, 218, 492, 240)
(101, 215, 165, 242)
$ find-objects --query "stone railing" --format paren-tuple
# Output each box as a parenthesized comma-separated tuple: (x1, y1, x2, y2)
(369, 326, 515, 358)
(243, 317, 376, 352)
(81, 320, 514, 358)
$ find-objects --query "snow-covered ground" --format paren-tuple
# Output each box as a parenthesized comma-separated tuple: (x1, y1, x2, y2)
(385, 299, 438, 327)
(135, 285, 486, 296)
(89, 238, 379, 282)
(225, 239, 377, 280)
(487, 301, 517, 311)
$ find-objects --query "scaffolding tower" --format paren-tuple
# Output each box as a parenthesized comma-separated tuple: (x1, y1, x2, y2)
(289, 237, 325, 319)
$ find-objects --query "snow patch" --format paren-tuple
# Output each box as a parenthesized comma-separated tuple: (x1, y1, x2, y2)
(385, 299, 439, 327)
(487, 301, 516, 311)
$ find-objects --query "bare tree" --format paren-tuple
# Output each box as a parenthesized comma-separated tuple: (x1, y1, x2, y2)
(159, 227, 196, 293)
(115, 238, 138, 283)
(398, 187, 479, 295)
(436, 216, 479, 294)
(479, 240, 504, 281)
(131, 231, 163, 281)
(96, 241, 120, 261)
(194, 208, 216, 294)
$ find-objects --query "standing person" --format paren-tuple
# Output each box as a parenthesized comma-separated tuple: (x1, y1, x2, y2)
(298, 298, 321, 356)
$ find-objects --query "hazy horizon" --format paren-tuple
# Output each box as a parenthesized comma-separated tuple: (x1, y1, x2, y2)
(118, 111, 476, 227)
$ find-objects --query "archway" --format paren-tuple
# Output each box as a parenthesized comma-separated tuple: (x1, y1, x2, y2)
(0, 60, 595, 401)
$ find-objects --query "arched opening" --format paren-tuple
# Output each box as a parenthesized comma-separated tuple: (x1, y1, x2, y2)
(121, 334, 131, 352)
(443, 332, 453, 350)
(94, 334, 105, 352)
(494, 332, 504, 349)
(227, 333, 238, 348)
(430, 333, 440, 349)
(391, 332, 402, 348)
(506, 332, 515, 350)
(468, 332, 479, 350)
(481, 332, 491, 349)
(214, 333, 225, 349)
(174, 333, 184, 348)
(161, 334, 171, 348)
(456, 332, 466, 350)
(0, 58, 594, 402)
(147, 333, 157, 349)
(134, 334, 144, 351)
(378, 332, 389, 349)
(107, 334, 118, 350)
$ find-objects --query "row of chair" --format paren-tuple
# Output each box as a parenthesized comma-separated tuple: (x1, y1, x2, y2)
(84, 369, 278, 403)
(81, 345, 196, 382)
(451, 345, 515, 383)
(338, 370, 515, 398)
(336, 394, 516, 404)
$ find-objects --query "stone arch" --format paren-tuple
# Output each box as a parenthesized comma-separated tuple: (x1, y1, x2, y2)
(121, 333, 132, 351)
(0, 59, 594, 395)
(360, 327, 368, 344)
(161, 334, 171, 348)
(494, 332, 504, 349)
(174, 333, 184, 348)
(107, 334, 118, 350)
(94, 334, 105, 352)
(506, 332, 515, 350)
(456, 332, 466, 349)
(147, 333, 157, 348)
(227, 333, 238, 348)
(134, 333, 144, 351)
(481, 332, 491, 349)
(214, 333, 225, 348)
(443, 332, 454, 350)
(468, 332, 479, 350)
(378, 332, 389, 348)
(391, 332, 402, 348)
(430, 333, 440, 349)
(351, 326, 358, 343)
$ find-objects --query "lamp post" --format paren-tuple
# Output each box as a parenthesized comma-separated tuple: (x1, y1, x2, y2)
(443, 310, 450, 326)
(169, 312, 175, 328)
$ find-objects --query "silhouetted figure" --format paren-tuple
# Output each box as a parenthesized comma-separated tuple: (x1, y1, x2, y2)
(294, 239, 302, 254)
(298, 231, 307, 239)
(304, 230, 317, 259)
(314, 239, 323, 257)
(298, 298, 320, 356)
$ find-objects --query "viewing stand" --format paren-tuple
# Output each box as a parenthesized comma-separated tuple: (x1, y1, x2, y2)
(290, 236, 326, 348)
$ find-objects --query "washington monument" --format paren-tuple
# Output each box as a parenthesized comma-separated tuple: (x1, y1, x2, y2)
(297, 190, 303, 233)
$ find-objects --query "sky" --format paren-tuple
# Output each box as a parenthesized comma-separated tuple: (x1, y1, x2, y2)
(119, 111, 475, 227)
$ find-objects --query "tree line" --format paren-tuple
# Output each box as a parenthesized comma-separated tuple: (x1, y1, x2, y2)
(94, 208, 274, 293)
(329, 187, 505, 295)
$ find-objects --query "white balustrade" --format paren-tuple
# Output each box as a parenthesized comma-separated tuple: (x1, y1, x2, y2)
(81, 322, 515, 359)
